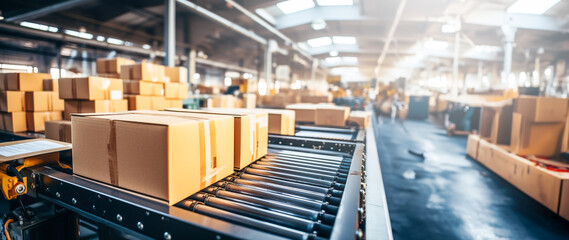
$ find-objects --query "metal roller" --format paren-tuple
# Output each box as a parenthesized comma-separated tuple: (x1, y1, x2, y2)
(258, 158, 349, 173)
(236, 172, 333, 194)
(244, 168, 335, 188)
(230, 178, 328, 201)
(254, 161, 348, 175)
(260, 156, 346, 169)
(249, 164, 339, 182)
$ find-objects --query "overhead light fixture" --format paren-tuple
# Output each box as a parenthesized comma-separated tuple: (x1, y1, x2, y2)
(307, 37, 332, 47)
(441, 24, 458, 33)
(311, 19, 327, 30)
(424, 39, 448, 50)
(20, 21, 58, 33)
(96, 36, 105, 42)
(507, 0, 560, 15)
(276, 0, 315, 14)
(325, 56, 358, 64)
(0, 16, 4, 21)
(329, 50, 339, 57)
(316, 0, 353, 6)
(332, 36, 356, 45)
(297, 42, 309, 50)
(107, 38, 124, 45)
(325, 57, 342, 63)
(255, 8, 276, 25)
(124, 41, 134, 47)
(64, 29, 93, 39)
(142, 44, 151, 49)
(342, 57, 358, 63)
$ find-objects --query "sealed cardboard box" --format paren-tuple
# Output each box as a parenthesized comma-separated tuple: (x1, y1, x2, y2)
(1, 112, 27, 132)
(515, 96, 568, 123)
(466, 134, 480, 159)
(5, 73, 49, 91)
(167, 99, 183, 108)
(72, 112, 234, 205)
(315, 106, 350, 127)
(300, 95, 332, 104)
(123, 80, 164, 96)
(196, 84, 220, 95)
(59, 77, 123, 100)
(265, 109, 295, 135)
(43, 79, 58, 92)
(64, 100, 128, 120)
(510, 113, 564, 156)
(121, 63, 166, 82)
(126, 95, 152, 110)
(477, 139, 493, 168)
(164, 82, 189, 99)
(151, 96, 166, 110)
(26, 111, 62, 132)
(165, 66, 188, 83)
(480, 100, 514, 145)
(45, 120, 72, 143)
(0, 91, 26, 112)
(166, 108, 268, 169)
(347, 111, 371, 128)
(208, 95, 236, 108)
(51, 92, 64, 111)
(25, 91, 50, 112)
(97, 57, 135, 74)
(286, 104, 317, 122)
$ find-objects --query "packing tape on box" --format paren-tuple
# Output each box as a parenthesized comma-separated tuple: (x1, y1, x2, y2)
(20, 92, 26, 112)
(47, 92, 53, 111)
(199, 121, 222, 188)
(108, 120, 119, 185)
(71, 78, 77, 99)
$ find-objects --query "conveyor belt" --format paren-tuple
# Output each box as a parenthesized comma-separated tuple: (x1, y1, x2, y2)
(30, 134, 365, 240)
(293, 125, 366, 142)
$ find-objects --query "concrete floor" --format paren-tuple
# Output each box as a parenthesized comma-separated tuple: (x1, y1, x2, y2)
(374, 114, 569, 240)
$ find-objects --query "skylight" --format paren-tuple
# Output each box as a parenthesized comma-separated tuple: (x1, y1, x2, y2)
(255, 8, 276, 25)
(64, 29, 93, 39)
(276, 0, 315, 14)
(507, 0, 560, 15)
(307, 37, 332, 47)
(332, 36, 356, 45)
(316, 0, 353, 6)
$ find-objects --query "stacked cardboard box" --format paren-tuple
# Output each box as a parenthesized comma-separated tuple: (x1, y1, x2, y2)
(0, 73, 62, 132)
(72, 111, 235, 205)
(206, 108, 295, 135)
(479, 99, 514, 145)
(347, 111, 372, 128)
(207, 95, 237, 108)
(510, 96, 568, 156)
(96, 57, 135, 78)
(236, 93, 256, 109)
(59, 77, 127, 120)
(45, 120, 72, 143)
(260, 94, 299, 108)
(286, 103, 349, 127)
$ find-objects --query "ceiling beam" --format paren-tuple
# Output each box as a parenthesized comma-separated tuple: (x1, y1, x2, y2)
(276, 6, 368, 30)
(5, 0, 99, 23)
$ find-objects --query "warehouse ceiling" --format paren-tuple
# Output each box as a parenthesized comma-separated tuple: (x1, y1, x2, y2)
(1, 0, 569, 83)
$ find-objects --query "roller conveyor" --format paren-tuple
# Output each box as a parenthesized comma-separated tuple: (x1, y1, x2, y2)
(21, 133, 365, 240)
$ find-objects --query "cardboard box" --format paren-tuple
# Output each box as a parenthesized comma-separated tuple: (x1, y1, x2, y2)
(165, 66, 188, 83)
(347, 111, 371, 128)
(466, 134, 480, 159)
(510, 113, 564, 156)
(286, 104, 317, 122)
(196, 84, 220, 95)
(0, 73, 5, 90)
(165, 108, 268, 169)
(164, 82, 189, 99)
(4, 73, 49, 91)
(515, 96, 568, 123)
(242, 93, 256, 109)
(300, 95, 332, 104)
(43, 79, 58, 92)
(315, 106, 350, 127)
(166, 99, 183, 108)
(0, 91, 26, 112)
(126, 95, 152, 110)
(1, 112, 27, 132)
(476, 139, 494, 168)
(45, 120, 72, 143)
(59, 77, 123, 100)
(152, 96, 166, 110)
(64, 100, 128, 120)
(560, 180, 569, 222)
(266, 109, 295, 135)
(479, 100, 513, 145)
(261, 94, 299, 108)
(26, 111, 62, 132)
(72, 112, 234, 204)
(208, 95, 236, 108)
(121, 63, 166, 82)
(25, 91, 50, 112)
(123, 80, 164, 96)
(97, 57, 135, 74)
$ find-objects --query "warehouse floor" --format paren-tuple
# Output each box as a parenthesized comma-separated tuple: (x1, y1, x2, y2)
(374, 113, 569, 240)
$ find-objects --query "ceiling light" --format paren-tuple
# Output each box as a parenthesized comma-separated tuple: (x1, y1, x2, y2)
(142, 44, 151, 49)
(307, 37, 332, 47)
(20, 21, 49, 31)
(424, 40, 448, 50)
(255, 9, 276, 25)
(329, 50, 339, 57)
(507, 0, 560, 15)
(96, 36, 105, 42)
(311, 19, 327, 30)
(124, 41, 134, 47)
(64, 29, 93, 39)
(332, 36, 356, 45)
(325, 57, 342, 63)
(106, 38, 124, 45)
(342, 57, 358, 63)
(48, 26, 58, 32)
(441, 24, 458, 33)
(0, 16, 4, 21)
(316, 0, 353, 6)
(276, 0, 315, 14)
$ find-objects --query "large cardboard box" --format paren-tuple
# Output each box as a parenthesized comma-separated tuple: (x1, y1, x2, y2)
(26, 111, 62, 132)
(560, 180, 569, 222)
(59, 77, 123, 100)
(515, 96, 568, 123)
(72, 112, 234, 204)
(347, 111, 371, 128)
(165, 66, 188, 83)
(266, 109, 295, 135)
(64, 100, 128, 120)
(164, 82, 189, 99)
(299, 95, 332, 104)
(510, 113, 564, 156)
(96, 57, 135, 74)
(126, 95, 152, 110)
(152, 96, 166, 110)
(43, 79, 58, 92)
(196, 84, 220, 95)
(466, 134, 480, 159)
(480, 100, 514, 145)
(121, 63, 166, 82)
(45, 120, 72, 143)
(166, 99, 183, 108)
(1, 112, 27, 132)
(0, 91, 25, 112)
(286, 104, 317, 122)
(165, 108, 268, 169)
(25, 92, 64, 112)
(123, 80, 164, 96)
(208, 95, 236, 108)
(315, 106, 350, 127)
(5, 73, 49, 91)
(477, 139, 493, 168)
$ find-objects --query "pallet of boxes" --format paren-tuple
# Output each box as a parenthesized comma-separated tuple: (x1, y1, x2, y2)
(120, 62, 187, 110)
(466, 96, 569, 222)
(0, 73, 63, 133)
(71, 109, 268, 204)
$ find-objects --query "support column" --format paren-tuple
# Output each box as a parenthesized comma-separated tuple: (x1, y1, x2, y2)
(310, 59, 318, 82)
(164, 0, 176, 67)
(188, 49, 196, 84)
(265, 40, 276, 92)
(451, 16, 461, 95)
(501, 24, 517, 86)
